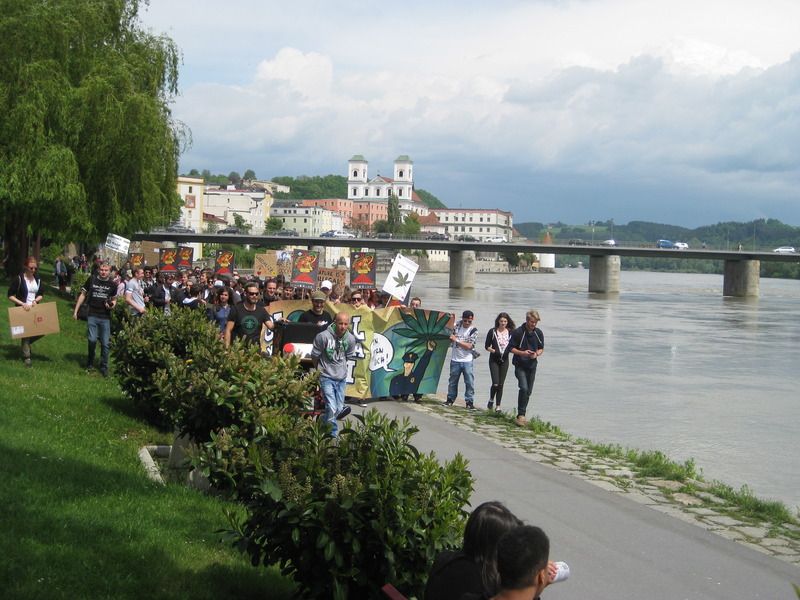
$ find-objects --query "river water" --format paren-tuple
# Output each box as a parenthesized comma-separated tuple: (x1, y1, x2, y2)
(414, 268, 800, 511)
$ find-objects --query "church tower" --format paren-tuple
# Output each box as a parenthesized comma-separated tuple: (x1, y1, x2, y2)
(347, 155, 368, 200)
(393, 155, 413, 200)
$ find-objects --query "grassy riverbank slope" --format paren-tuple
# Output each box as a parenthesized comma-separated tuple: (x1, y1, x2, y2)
(0, 288, 293, 599)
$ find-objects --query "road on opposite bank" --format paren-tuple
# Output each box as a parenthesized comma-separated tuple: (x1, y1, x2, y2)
(371, 401, 800, 600)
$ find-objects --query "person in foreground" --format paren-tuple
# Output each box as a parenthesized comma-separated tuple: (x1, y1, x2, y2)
(311, 311, 357, 437)
(424, 501, 521, 600)
(462, 525, 551, 600)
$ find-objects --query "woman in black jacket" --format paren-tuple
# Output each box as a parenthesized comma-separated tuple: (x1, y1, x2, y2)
(484, 312, 515, 411)
(7, 256, 44, 367)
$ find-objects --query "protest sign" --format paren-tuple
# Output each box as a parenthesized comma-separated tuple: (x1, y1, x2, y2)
(176, 246, 194, 269)
(215, 249, 236, 277)
(383, 254, 419, 299)
(350, 251, 377, 289)
(290, 249, 319, 289)
(159, 248, 179, 273)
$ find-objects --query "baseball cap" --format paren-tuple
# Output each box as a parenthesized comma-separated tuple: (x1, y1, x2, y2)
(320, 280, 333, 290)
(311, 291, 327, 301)
(462, 310, 474, 319)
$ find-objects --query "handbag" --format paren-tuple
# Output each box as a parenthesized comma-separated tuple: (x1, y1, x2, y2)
(77, 302, 89, 321)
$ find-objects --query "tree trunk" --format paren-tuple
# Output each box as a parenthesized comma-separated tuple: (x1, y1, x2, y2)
(4, 216, 30, 277)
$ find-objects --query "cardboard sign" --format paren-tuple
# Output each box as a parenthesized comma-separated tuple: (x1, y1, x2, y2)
(253, 252, 278, 278)
(318, 267, 347, 289)
(8, 302, 60, 339)
(290, 249, 319, 289)
(350, 251, 377, 289)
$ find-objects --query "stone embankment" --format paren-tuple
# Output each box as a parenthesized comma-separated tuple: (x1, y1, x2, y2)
(408, 400, 800, 566)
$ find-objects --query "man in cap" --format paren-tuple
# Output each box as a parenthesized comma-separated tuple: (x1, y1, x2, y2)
(444, 310, 479, 409)
(299, 290, 334, 327)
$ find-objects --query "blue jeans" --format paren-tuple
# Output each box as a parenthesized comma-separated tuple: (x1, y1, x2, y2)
(87, 315, 112, 372)
(320, 376, 346, 436)
(447, 361, 475, 405)
(515, 363, 538, 417)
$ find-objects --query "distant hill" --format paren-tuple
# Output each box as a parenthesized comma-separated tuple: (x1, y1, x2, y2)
(270, 175, 446, 209)
(516, 218, 799, 249)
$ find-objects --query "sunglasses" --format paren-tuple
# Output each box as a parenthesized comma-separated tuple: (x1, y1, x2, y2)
(246, 291, 260, 296)
(350, 297, 363, 302)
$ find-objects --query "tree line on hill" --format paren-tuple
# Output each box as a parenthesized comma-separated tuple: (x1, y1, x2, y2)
(515, 219, 800, 279)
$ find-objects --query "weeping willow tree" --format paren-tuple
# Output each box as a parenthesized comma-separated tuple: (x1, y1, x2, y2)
(0, 0, 184, 274)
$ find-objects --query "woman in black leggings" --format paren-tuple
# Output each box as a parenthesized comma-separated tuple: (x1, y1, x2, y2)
(484, 312, 515, 411)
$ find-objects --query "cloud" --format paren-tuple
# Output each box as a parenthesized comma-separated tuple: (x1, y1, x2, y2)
(147, 1, 800, 225)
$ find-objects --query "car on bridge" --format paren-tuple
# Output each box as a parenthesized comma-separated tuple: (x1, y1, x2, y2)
(485, 235, 507, 243)
(456, 235, 479, 242)
(275, 229, 299, 237)
(568, 238, 587, 245)
(425, 232, 449, 241)
(773, 246, 796, 254)
(332, 230, 356, 238)
(319, 230, 336, 238)
(674, 242, 689, 250)
(656, 239, 675, 249)
(600, 239, 616, 246)
(166, 224, 194, 233)
(218, 226, 241, 234)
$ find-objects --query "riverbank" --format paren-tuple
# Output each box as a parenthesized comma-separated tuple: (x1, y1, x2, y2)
(406, 396, 800, 565)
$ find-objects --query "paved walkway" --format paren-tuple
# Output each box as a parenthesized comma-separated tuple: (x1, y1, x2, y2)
(366, 399, 800, 600)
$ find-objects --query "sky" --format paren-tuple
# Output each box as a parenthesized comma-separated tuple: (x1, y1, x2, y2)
(138, 0, 800, 227)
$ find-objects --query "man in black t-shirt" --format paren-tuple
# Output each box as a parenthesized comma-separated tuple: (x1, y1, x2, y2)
(73, 262, 118, 376)
(225, 281, 274, 348)
(298, 291, 334, 327)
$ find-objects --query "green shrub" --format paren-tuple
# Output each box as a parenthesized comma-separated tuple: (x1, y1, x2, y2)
(157, 344, 319, 496)
(227, 411, 473, 599)
(111, 308, 221, 427)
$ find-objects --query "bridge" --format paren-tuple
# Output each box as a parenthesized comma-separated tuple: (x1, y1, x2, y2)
(131, 232, 800, 297)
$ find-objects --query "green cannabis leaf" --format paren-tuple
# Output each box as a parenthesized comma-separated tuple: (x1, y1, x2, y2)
(392, 271, 411, 289)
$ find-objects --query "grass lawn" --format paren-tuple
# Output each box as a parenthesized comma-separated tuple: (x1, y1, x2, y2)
(0, 279, 294, 599)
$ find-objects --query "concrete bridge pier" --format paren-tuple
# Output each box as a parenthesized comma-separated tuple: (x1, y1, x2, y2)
(723, 259, 760, 297)
(588, 255, 621, 293)
(449, 250, 476, 289)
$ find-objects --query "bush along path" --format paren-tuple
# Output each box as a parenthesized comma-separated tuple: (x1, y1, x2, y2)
(111, 308, 475, 600)
(408, 400, 800, 566)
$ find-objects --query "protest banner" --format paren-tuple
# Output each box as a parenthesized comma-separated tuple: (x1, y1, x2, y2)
(268, 300, 453, 399)
(159, 248, 179, 273)
(290, 249, 320, 289)
(350, 251, 376, 289)
(215, 249, 236, 277)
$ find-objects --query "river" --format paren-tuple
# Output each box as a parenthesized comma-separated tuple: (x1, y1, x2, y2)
(413, 268, 800, 511)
